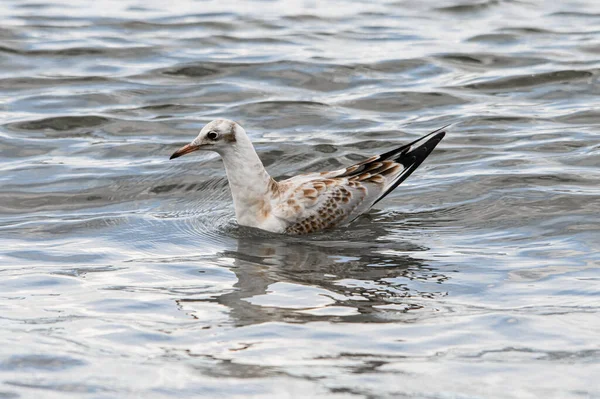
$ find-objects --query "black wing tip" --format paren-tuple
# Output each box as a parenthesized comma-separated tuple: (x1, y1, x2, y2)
(398, 128, 446, 165)
(338, 125, 448, 179)
(428, 130, 446, 143)
(371, 126, 447, 206)
(419, 124, 450, 144)
(377, 125, 448, 160)
(418, 125, 449, 143)
(429, 129, 446, 146)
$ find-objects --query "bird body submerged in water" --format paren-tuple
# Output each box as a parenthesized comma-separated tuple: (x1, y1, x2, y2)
(170, 119, 446, 235)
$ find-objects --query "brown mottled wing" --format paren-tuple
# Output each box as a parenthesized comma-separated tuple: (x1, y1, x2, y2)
(274, 177, 371, 234)
(273, 126, 447, 234)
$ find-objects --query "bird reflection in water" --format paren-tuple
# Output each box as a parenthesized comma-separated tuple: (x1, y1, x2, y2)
(178, 226, 449, 326)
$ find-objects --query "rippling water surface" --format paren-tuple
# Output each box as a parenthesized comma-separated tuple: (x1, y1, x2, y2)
(1, 0, 599, 397)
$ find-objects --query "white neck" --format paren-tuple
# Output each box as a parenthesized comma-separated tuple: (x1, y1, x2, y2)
(217, 135, 275, 227)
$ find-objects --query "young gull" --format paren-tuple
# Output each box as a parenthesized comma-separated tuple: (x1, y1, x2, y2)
(170, 119, 446, 234)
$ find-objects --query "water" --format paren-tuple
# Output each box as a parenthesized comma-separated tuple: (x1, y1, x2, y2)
(1, 0, 599, 397)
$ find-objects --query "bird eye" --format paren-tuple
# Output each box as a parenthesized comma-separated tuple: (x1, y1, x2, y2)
(207, 131, 218, 140)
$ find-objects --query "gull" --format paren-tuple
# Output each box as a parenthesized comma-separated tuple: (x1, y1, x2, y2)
(170, 119, 446, 235)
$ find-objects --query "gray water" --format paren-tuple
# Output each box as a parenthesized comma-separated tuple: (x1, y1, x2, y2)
(1, 0, 599, 397)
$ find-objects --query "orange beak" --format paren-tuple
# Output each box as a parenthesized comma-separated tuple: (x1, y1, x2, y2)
(170, 143, 201, 160)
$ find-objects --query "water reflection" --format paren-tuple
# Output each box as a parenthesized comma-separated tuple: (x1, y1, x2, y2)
(179, 231, 448, 326)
